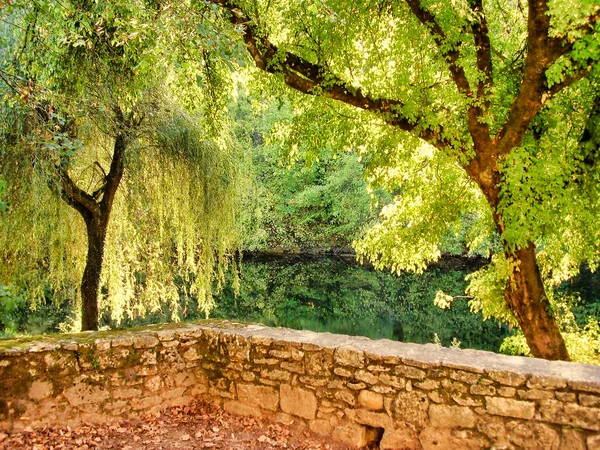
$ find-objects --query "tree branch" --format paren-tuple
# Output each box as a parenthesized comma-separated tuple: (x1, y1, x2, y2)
(497, 0, 599, 153)
(207, 0, 451, 149)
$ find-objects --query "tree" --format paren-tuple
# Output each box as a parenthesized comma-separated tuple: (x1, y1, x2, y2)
(0, 1, 242, 331)
(204, 0, 600, 360)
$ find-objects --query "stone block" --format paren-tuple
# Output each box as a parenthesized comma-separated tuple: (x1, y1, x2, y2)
(485, 397, 535, 420)
(559, 428, 586, 450)
(419, 427, 489, 450)
(332, 422, 378, 448)
(588, 434, 600, 450)
(379, 374, 406, 388)
(506, 421, 559, 450)
(224, 400, 263, 417)
(517, 389, 554, 400)
(396, 365, 426, 380)
(358, 390, 384, 410)
(352, 409, 394, 429)
(355, 370, 379, 385)
(429, 405, 476, 428)
(470, 384, 495, 396)
(392, 390, 429, 427)
(527, 375, 566, 390)
(28, 381, 52, 401)
(261, 368, 291, 382)
(182, 347, 202, 361)
(280, 384, 317, 420)
(334, 367, 353, 378)
(133, 335, 159, 349)
(380, 428, 421, 450)
(486, 370, 526, 387)
(451, 370, 480, 384)
(334, 390, 356, 406)
(415, 380, 439, 391)
(309, 419, 333, 436)
(539, 399, 600, 431)
(63, 380, 109, 407)
(580, 394, 600, 407)
(237, 384, 279, 411)
(334, 347, 365, 368)
(305, 352, 333, 376)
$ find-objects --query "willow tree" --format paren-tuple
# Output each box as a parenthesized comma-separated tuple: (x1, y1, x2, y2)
(0, 1, 242, 330)
(204, 0, 600, 360)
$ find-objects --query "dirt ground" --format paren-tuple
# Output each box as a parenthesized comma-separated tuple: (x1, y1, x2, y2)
(0, 400, 359, 450)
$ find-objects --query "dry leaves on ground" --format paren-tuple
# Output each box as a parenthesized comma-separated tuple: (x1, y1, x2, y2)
(0, 400, 356, 450)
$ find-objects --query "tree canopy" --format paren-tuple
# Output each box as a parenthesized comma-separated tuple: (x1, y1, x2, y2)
(203, 0, 600, 360)
(0, 0, 243, 330)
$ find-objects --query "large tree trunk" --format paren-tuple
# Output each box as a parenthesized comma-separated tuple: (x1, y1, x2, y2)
(505, 243, 570, 360)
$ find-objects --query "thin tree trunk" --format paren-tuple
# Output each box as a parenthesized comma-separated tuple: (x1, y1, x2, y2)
(80, 217, 109, 331)
(504, 243, 570, 360)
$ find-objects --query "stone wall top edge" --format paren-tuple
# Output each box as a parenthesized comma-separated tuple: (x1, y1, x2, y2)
(1, 319, 599, 384)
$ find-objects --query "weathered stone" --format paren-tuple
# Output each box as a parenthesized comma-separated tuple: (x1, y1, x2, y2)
(486, 370, 526, 387)
(300, 376, 328, 387)
(379, 374, 406, 388)
(280, 385, 317, 420)
(419, 427, 489, 450)
(281, 361, 304, 373)
(477, 415, 506, 441)
(332, 422, 377, 448)
(132, 395, 163, 410)
(63, 380, 110, 407)
(587, 434, 600, 450)
(517, 388, 554, 400)
(334, 390, 356, 406)
(506, 421, 559, 450)
(182, 347, 202, 361)
(415, 379, 439, 391)
(261, 368, 291, 382)
(352, 409, 394, 429)
(155, 329, 176, 341)
(559, 428, 586, 450)
(254, 358, 279, 365)
(111, 336, 134, 348)
(237, 384, 279, 411)
(95, 339, 111, 351)
(334, 347, 365, 368)
(306, 352, 333, 375)
(29, 381, 53, 401)
(333, 367, 353, 378)
(451, 371, 480, 384)
(485, 397, 535, 420)
(452, 396, 483, 407)
(579, 394, 600, 407)
(347, 382, 367, 390)
(539, 399, 600, 431)
(328, 379, 346, 390)
(223, 400, 262, 418)
(527, 375, 566, 390)
(497, 386, 516, 397)
(392, 390, 429, 426)
(372, 385, 395, 394)
(310, 419, 333, 436)
(555, 391, 576, 402)
(396, 365, 426, 380)
(133, 335, 159, 349)
(355, 370, 379, 385)
(145, 375, 161, 392)
(358, 390, 383, 411)
(113, 387, 143, 399)
(380, 428, 421, 450)
(441, 380, 468, 397)
(429, 405, 476, 428)
(470, 384, 495, 396)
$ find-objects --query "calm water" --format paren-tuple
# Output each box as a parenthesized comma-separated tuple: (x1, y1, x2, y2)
(211, 255, 509, 352)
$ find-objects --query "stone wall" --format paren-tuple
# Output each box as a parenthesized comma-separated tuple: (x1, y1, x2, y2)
(1, 320, 600, 449)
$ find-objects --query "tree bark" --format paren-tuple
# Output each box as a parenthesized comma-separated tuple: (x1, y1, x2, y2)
(504, 243, 570, 360)
(58, 132, 127, 331)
